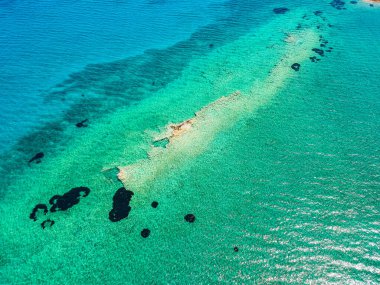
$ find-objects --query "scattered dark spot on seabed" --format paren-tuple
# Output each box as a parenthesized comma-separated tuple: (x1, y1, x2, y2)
(41, 219, 55, 229)
(312, 48, 324, 56)
(151, 201, 158, 208)
(330, 0, 346, 10)
(29, 204, 48, 221)
(234, 247, 239, 252)
(310, 56, 321, 63)
(28, 152, 44, 165)
(75, 119, 88, 128)
(141, 229, 150, 238)
(30, 187, 90, 228)
(291, 63, 301, 71)
(273, 7, 289, 14)
(49, 186, 90, 212)
(184, 214, 196, 223)
(109, 187, 134, 222)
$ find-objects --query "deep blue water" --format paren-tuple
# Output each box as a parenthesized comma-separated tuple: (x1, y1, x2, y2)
(0, 0, 225, 151)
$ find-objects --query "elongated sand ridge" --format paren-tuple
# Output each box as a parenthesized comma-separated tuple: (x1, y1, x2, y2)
(118, 28, 320, 189)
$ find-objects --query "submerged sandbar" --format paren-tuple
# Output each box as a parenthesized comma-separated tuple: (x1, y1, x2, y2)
(362, 0, 380, 4)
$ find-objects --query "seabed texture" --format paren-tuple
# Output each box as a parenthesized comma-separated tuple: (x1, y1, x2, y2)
(0, 0, 379, 283)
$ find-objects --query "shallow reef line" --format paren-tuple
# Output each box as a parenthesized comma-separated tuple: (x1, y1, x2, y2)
(117, 28, 320, 190)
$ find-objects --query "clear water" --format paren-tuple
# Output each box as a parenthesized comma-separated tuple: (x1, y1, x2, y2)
(0, 0, 379, 283)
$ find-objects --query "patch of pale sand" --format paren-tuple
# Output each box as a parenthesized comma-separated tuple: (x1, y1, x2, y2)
(363, 0, 380, 3)
(118, 29, 319, 189)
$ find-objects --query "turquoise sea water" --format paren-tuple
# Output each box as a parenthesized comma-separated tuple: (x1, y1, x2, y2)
(0, 0, 379, 284)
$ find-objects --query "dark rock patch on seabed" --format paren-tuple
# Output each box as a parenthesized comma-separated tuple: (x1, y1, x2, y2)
(29, 204, 48, 221)
(29, 187, 90, 228)
(28, 152, 44, 165)
(330, 0, 346, 10)
(41, 219, 55, 229)
(49, 186, 90, 212)
(75, 119, 88, 128)
(291, 63, 301, 71)
(151, 201, 158, 208)
(273, 7, 289, 14)
(312, 48, 325, 56)
(141, 229, 150, 238)
(184, 214, 196, 223)
(234, 246, 239, 252)
(109, 187, 134, 222)
(310, 56, 321, 63)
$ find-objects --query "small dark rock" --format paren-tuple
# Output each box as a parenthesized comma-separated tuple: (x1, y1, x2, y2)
(75, 119, 88, 128)
(291, 63, 301, 71)
(109, 187, 134, 222)
(41, 219, 55, 229)
(209, 43, 214, 48)
(330, 0, 346, 10)
(312, 48, 324, 56)
(184, 214, 196, 223)
(151, 201, 158, 208)
(28, 152, 44, 165)
(273, 7, 289, 14)
(309, 56, 321, 63)
(30, 204, 48, 221)
(314, 10, 323, 16)
(141, 228, 150, 238)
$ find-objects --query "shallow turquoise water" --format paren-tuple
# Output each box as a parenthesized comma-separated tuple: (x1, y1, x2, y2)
(0, 0, 379, 284)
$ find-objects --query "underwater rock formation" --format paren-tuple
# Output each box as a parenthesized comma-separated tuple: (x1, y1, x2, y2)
(312, 48, 324, 56)
(184, 214, 196, 223)
(273, 7, 289, 14)
(141, 229, 150, 238)
(330, 0, 346, 10)
(49, 186, 90, 212)
(28, 152, 44, 165)
(75, 119, 89, 128)
(291, 63, 301, 71)
(29, 204, 48, 221)
(41, 219, 55, 229)
(310, 56, 321, 63)
(109, 187, 134, 222)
